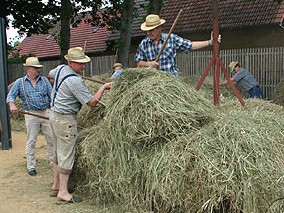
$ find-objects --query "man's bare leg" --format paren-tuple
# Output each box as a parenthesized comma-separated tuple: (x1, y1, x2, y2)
(57, 173, 72, 201)
(51, 163, 59, 191)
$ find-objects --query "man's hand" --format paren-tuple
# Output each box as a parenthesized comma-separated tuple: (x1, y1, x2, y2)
(8, 102, 18, 113)
(103, 82, 112, 90)
(137, 61, 159, 68)
(147, 61, 159, 68)
(209, 31, 221, 45)
(219, 80, 227, 86)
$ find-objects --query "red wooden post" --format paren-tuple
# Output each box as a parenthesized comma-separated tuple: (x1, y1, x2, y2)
(212, 0, 220, 105)
(196, 0, 245, 108)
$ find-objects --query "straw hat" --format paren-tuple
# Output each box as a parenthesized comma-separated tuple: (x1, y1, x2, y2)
(228, 61, 239, 72)
(64, 47, 90, 63)
(112, 63, 123, 69)
(141, 14, 166, 31)
(23, 57, 43, 68)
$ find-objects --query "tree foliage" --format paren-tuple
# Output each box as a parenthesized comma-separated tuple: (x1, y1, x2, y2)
(2, 0, 165, 65)
(1, 0, 59, 36)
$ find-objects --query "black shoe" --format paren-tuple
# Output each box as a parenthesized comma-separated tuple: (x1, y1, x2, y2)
(28, 168, 37, 176)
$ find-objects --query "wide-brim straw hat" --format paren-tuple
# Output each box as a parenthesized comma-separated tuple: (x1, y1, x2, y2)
(113, 63, 123, 69)
(141, 14, 166, 31)
(64, 47, 90, 63)
(23, 57, 43, 67)
(228, 61, 239, 72)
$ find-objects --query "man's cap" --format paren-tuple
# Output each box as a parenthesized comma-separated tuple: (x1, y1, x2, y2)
(64, 47, 90, 63)
(228, 61, 239, 72)
(140, 14, 166, 31)
(112, 63, 123, 69)
(23, 57, 43, 68)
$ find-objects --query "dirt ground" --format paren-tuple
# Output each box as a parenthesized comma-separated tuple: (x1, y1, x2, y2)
(0, 131, 105, 213)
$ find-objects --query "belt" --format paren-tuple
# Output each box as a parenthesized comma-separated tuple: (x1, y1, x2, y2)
(29, 109, 48, 111)
(249, 85, 259, 91)
(52, 110, 76, 115)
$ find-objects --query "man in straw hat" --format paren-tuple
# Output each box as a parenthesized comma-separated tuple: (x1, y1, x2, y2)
(49, 47, 112, 203)
(220, 61, 262, 98)
(134, 14, 221, 76)
(6, 57, 54, 176)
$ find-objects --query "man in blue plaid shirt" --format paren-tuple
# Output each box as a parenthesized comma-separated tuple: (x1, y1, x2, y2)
(135, 14, 221, 76)
(7, 57, 54, 176)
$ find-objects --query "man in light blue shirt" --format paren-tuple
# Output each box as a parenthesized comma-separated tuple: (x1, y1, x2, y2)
(6, 57, 54, 176)
(111, 62, 123, 79)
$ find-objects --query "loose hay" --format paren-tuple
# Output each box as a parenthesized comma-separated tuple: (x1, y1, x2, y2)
(73, 68, 284, 213)
(77, 74, 112, 129)
(105, 68, 215, 146)
(181, 75, 246, 100)
(10, 99, 26, 131)
(274, 78, 284, 106)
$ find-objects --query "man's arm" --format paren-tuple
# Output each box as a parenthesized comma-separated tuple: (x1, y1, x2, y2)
(6, 80, 20, 113)
(86, 82, 112, 108)
(137, 61, 159, 68)
(191, 32, 221, 50)
(191, 40, 212, 50)
(220, 78, 235, 86)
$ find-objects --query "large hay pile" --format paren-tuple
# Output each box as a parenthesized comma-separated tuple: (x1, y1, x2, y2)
(73, 68, 284, 212)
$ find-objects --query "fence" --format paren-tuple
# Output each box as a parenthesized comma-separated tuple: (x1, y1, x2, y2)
(178, 47, 284, 100)
(8, 46, 284, 100)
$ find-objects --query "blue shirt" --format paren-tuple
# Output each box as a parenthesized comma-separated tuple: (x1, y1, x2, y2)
(111, 69, 123, 79)
(232, 68, 259, 92)
(6, 75, 52, 110)
(134, 33, 192, 76)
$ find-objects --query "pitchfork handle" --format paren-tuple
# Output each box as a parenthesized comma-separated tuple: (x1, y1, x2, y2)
(155, 9, 183, 62)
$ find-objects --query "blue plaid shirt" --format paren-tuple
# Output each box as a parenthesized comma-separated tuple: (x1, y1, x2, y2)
(134, 33, 192, 76)
(6, 75, 52, 110)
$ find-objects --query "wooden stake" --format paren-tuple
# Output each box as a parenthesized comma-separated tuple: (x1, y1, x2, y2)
(18, 110, 85, 129)
(18, 110, 49, 120)
(81, 76, 106, 84)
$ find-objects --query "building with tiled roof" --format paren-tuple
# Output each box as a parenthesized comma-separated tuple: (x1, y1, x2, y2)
(130, 0, 284, 49)
(13, 0, 284, 59)
(15, 17, 111, 60)
(162, 0, 284, 33)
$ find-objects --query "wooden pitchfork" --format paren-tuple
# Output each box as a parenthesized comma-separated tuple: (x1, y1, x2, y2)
(155, 9, 183, 62)
(18, 110, 84, 130)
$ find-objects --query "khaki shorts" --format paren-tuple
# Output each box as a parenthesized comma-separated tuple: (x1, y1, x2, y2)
(50, 111, 77, 174)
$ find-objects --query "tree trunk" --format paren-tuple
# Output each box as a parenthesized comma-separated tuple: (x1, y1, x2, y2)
(60, 0, 71, 63)
(117, 0, 134, 67)
(149, 0, 164, 14)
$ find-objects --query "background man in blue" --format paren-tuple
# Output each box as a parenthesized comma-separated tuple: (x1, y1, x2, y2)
(6, 57, 54, 176)
(220, 61, 262, 98)
(111, 62, 123, 79)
